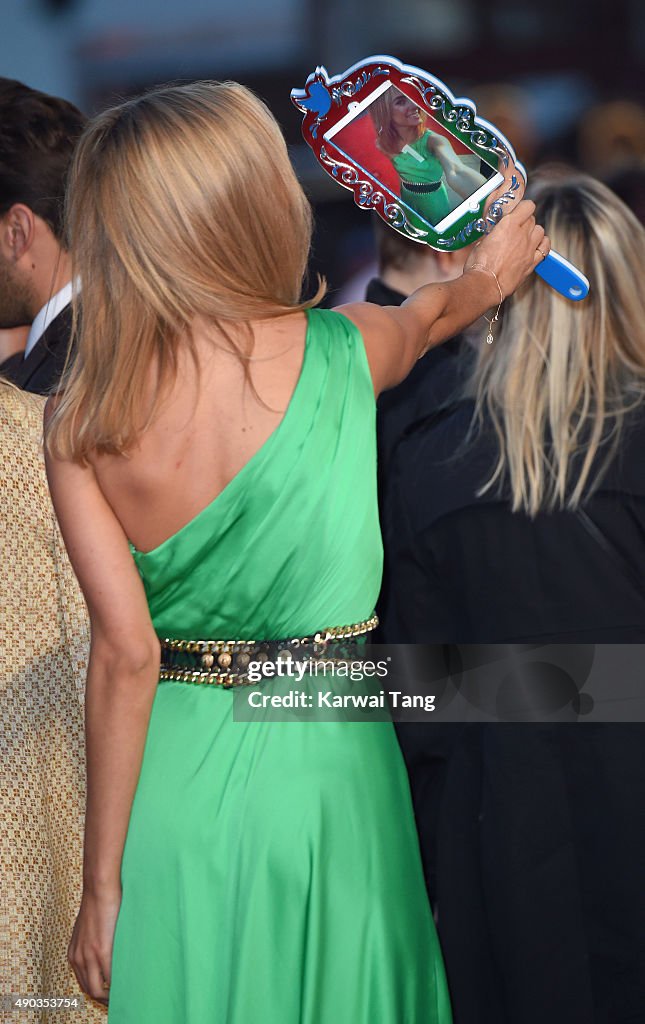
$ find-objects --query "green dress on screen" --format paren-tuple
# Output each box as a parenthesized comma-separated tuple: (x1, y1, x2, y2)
(107, 308, 452, 1024)
(393, 131, 452, 226)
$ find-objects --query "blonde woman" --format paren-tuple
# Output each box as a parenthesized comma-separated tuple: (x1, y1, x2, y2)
(370, 88, 487, 225)
(44, 81, 545, 1024)
(380, 173, 645, 1023)
(0, 380, 105, 1023)
(383, 172, 645, 642)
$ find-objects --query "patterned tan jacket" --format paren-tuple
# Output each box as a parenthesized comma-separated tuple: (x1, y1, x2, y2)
(0, 383, 105, 1022)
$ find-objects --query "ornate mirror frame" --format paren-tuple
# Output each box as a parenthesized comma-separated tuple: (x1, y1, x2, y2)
(292, 54, 525, 252)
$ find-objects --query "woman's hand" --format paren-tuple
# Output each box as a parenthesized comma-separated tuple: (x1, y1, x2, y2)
(68, 886, 121, 1005)
(464, 199, 551, 300)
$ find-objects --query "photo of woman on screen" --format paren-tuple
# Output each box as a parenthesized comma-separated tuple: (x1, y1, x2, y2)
(370, 87, 489, 226)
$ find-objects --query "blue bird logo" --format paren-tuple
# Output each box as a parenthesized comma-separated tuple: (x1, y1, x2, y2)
(291, 74, 332, 119)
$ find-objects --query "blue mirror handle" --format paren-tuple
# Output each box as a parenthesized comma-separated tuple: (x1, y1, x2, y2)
(534, 250, 589, 301)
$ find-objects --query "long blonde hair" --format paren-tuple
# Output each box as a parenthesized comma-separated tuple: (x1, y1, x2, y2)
(471, 170, 645, 516)
(47, 80, 323, 460)
(370, 87, 426, 157)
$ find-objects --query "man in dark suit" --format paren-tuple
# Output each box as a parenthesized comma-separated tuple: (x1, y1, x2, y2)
(0, 78, 85, 393)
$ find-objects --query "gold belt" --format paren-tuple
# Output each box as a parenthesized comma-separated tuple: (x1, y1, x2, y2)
(159, 614, 379, 688)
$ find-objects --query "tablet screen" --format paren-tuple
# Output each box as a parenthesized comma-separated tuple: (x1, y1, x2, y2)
(324, 82, 503, 233)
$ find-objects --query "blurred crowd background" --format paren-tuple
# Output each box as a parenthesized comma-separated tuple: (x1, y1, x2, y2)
(4, 0, 645, 302)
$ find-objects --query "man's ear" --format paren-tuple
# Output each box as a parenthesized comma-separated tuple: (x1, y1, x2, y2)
(1, 203, 37, 262)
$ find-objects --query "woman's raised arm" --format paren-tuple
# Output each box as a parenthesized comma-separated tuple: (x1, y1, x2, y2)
(338, 199, 549, 395)
(429, 133, 487, 199)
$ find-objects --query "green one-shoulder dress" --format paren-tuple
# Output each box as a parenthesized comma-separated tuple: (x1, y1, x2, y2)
(393, 131, 452, 226)
(107, 308, 452, 1024)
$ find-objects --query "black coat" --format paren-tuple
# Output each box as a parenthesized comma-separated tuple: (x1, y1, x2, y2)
(379, 399, 645, 1024)
(0, 305, 72, 395)
(381, 398, 645, 643)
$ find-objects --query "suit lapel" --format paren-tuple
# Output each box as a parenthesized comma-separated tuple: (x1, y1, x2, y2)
(15, 305, 73, 392)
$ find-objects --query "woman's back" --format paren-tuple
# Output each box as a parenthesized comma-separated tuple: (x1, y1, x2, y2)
(92, 312, 310, 555)
(93, 308, 383, 639)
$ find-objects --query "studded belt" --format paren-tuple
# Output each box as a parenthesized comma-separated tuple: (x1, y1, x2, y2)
(159, 614, 379, 687)
(401, 179, 442, 194)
